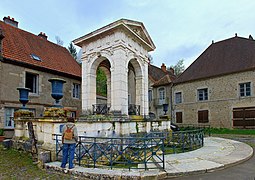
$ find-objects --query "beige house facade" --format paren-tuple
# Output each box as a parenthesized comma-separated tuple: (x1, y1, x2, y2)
(0, 16, 81, 137)
(173, 71, 255, 128)
(172, 35, 255, 128)
(148, 63, 175, 119)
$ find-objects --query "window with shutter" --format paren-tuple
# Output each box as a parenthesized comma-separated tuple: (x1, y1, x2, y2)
(176, 112, 183, 123)
(198, 110, 209, 123)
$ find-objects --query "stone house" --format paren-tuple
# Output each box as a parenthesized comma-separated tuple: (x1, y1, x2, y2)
(0, 16, 82, 137)
(148, 63, 175, 119)
(172, 35, 255, 128)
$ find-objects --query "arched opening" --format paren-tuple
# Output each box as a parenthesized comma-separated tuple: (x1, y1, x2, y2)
(91, 57, 111, 114)
(127, 59, 143, 115)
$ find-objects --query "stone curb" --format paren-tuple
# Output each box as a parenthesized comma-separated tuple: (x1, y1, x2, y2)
(45, 162, 167, 180)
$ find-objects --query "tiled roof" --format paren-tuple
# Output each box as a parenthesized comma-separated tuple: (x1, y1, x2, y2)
(0, 20, 81, 79)
(174, 36, 255, 84)
(153, 74, 174, 87)
(148, 64, 175, 86)
(148, 64, 167, 82)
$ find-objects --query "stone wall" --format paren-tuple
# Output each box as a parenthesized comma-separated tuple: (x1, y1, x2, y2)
(172, 70, 255, 128)
(13, 117, 171, 160)
(0, 62, 81, 130)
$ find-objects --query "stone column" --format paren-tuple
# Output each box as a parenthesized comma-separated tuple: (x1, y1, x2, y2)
(14, 120, 25, 137)
(136, 76, 143, 114)
(82, 56, 97, 113)
(106, 74, 111, 106)
(143, 62, 149, 116)
(110, 48, 128, 115)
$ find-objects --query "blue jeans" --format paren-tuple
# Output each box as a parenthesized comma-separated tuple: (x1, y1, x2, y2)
(61, 143, 76, 169)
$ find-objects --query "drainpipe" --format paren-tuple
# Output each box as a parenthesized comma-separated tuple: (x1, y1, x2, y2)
(170, 83, 174, 123)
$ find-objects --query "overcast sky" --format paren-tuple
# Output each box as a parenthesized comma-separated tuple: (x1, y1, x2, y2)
(1, 0, 255, 68)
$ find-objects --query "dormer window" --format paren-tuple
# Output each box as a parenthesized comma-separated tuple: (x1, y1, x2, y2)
(30, 54, 41, 61)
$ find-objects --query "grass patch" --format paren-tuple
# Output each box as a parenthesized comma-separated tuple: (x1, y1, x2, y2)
(0, 145, 75, 179)
(209, 128, 255, 135)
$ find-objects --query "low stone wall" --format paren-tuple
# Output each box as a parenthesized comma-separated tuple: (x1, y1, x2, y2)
(13, 117, 171, 162)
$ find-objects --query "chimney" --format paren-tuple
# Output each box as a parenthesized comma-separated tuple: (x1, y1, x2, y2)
(169, 67, 175, 75)
(0, 28, 4, 59)
(3, 16, 18, 28)
(38, 32, 48, 40)
(161, 63, 167, 72)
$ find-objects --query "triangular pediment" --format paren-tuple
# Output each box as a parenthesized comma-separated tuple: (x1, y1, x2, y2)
(73, 19, 156, 51)
(120, 19, 155, 50)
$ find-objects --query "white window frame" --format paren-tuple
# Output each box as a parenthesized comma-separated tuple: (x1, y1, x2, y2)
(158, 87, 165, 105)
(175, 92, 182, 104)
(4, 108, 15, 129)
(148, 89, 153, 102)
(197, 88, 208, 101)
(239, 82, 251, 97)
(25, 72, 39, 95)
(72, 83, 81, 99)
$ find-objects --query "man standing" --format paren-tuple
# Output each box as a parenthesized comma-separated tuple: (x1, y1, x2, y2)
(60, 117, 78, 169)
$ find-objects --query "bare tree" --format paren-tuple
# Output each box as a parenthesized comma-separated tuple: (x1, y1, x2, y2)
(55, 36, 64, 46)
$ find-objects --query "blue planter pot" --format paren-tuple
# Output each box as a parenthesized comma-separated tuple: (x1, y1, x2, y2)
(17, 87, 30, 109)
(163, 103, 169, 115)
(49, 78, 66, 107)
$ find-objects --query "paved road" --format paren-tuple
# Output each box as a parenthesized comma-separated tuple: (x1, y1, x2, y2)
(170, 138, 255, 180)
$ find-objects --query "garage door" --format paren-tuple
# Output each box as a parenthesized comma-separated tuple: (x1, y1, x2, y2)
(233, 107, 255, 128)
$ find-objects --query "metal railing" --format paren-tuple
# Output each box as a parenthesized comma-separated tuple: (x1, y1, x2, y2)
(92, 104, 110, 115)
(54, 134, 165, 170)
(177, 124, 211, 136)
(153, 97, 170, 106)
(130, 129, 204, 154)
(128, 104, 140, 115)
(54, 128, 204, 170)
(166, 129, 204, 153)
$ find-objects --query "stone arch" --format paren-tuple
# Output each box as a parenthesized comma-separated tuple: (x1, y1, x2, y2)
(82, 54, 112, 113)
(127, 57, 145, 116)
(88, 52, 114, 74)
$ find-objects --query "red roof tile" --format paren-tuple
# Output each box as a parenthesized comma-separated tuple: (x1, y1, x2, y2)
(0, 20, 81, 79)
(148, 64, 176, 85)
(174, 36, 255, 84)
(153, 74, 175, 87)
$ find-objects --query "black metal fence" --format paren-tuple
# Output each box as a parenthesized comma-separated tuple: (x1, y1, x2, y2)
(54, 128, 204, 170)
(128, 104, 140, 115)
(54, 134, 165, 170)
(177, 124, 211, 136)
(92, 104, 110, 115)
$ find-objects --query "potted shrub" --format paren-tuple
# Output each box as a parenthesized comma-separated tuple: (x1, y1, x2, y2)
(0, 129, 5, 142)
